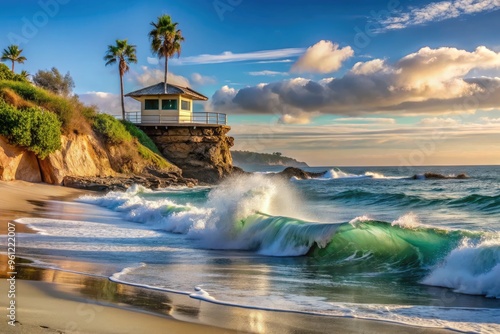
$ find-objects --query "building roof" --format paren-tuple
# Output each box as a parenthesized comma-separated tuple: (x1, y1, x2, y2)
(125, 82, 208, 101)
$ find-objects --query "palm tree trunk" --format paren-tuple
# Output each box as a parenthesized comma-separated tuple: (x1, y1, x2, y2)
(120, 73, 125, 120)
(164, 57, 168, 93)
(11, 61, 14, 73)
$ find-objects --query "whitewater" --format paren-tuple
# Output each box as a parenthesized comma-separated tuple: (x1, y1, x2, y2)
(14, 165, 500, 333)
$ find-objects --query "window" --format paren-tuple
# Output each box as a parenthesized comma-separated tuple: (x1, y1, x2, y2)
(181, 100, 191, 111)
(162, 99, 178, 110)
(145, 99, 159, 110)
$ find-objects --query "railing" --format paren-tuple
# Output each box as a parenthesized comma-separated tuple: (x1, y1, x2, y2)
(124, 112, 227, 125)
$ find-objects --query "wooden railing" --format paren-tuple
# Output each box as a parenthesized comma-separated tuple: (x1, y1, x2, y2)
(124, 112, 227, 125)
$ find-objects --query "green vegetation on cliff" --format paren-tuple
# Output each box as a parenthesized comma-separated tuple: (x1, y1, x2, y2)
(232, 150, 308, 167)
(91, 114, 171, 171)
(0, 99, 61, 159)
(93, 113, 133, 144)
(0, 63, 28, 82)
(0, 72, 175, 173)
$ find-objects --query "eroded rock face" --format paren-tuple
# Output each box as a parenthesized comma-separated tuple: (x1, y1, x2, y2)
(39, 134, 115, 184)
(0, 136, 41, 182)
(141, 125, 235, 184)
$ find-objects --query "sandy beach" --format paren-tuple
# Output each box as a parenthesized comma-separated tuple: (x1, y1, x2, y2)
(0, 180, 459, 333)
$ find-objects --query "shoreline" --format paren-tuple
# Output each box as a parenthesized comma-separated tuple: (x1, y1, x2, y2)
(1, 263, 458, 334)
(0, 180, 459, 333)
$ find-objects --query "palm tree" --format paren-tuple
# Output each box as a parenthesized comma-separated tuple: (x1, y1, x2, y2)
(149, 15, 184, 92)
(20, 70, 30, 79)
(1, 45, 27, 72)
(104, 39, 137, 120)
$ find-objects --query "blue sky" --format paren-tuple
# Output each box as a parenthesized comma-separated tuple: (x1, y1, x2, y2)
(2, 0, 500, 166)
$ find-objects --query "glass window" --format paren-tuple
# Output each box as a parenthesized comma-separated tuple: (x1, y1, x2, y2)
(145, 99, 159, 110)
(181, 100, 191, 111)
(162, 99, 178, 110)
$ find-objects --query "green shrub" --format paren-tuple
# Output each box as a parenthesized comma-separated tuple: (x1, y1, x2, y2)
(0, 100, 61, 158)
(0, 80, 79, 131)
(29, 109, 62, 158)
(0, 63, 28, 82)
(93, 113, 132, 144)
(122, 120, 161, 155)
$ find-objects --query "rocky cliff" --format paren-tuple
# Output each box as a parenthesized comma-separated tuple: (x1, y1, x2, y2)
(140, 125, 235, 184)
(0, 136, 42, 182)
(0, 133, 194, 189)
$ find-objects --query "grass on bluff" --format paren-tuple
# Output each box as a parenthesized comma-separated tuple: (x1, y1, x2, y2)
(92, 114, 172, 170)
(0, 79, 93, 135)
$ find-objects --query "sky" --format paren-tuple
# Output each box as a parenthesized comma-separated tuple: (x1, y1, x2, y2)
(1, 0, 500, 166)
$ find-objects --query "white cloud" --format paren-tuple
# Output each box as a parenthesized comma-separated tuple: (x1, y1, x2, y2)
(147, 57, 159, 65)
(254, 59, 293, 64)
(79, 92, 140, 116)
(336, 117, 396, 124)
(209, 46, 500, 123)
(248, 70, 289, 76)
(392, 46, 500, 100)
(130, 66, 190, 87)
(191, 73, 216, 85)
(171, 48, 304, 65)
(380, 0, 500, 31)
(291, 40, 354, 74)
(418, 117, 460, 126)
(479, 116, 500, 123)
(351, 59, 392, 75)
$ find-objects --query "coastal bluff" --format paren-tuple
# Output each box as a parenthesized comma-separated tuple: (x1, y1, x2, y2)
(0, 133, 196, 190)
(139, 125, 235, 184)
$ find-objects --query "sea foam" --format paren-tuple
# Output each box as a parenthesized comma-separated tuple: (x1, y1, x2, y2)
(422, 237, 500, 298)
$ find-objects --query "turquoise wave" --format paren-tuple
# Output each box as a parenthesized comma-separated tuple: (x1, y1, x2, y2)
(309, 220, 470, 269)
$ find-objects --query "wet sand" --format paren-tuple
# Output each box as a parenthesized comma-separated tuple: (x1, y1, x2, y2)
(0, 180, 458, 333)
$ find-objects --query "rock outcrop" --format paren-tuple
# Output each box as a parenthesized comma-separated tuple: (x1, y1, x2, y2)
(62, 169, 196, 192)
(38, 134, 115, 184)
(0, 136, 41, 182)
(273, 167, 326, 180)
(0, 133, 192, 189)
(140, 125, 235, 184)
(411, 172, 469, 180)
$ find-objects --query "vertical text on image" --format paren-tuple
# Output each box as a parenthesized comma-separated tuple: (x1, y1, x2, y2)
(6, 222, 17, 327)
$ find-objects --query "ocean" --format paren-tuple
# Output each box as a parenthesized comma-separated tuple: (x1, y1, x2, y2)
(15, 165, 500, 333)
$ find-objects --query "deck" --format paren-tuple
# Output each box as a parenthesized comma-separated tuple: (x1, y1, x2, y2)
(124, 112, 227, 127)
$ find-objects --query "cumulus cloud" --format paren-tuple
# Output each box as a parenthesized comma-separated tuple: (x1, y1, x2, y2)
(380, 0, 500, 31)
(130, 66, 190, 87)
(79, 92, 140, 116)
(291, 40, 354, 74)
(191, 72, 216, 85)
(351, 59, 391, 75)
(208, 46, 500, 123)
